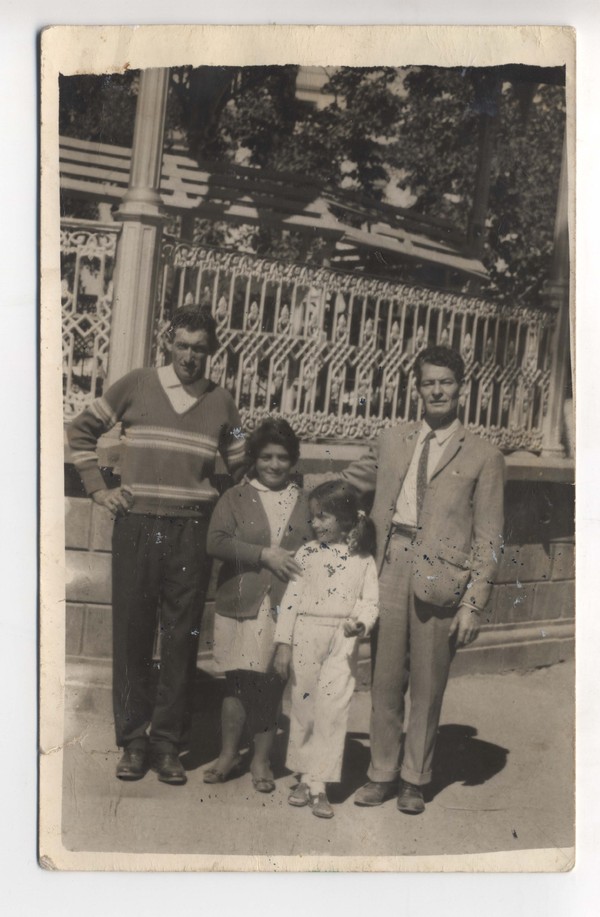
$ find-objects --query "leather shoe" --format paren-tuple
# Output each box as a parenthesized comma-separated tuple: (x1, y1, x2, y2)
(116, 745, 148, 781)
(353, 780, 396, 807)
(151, 750, 187, 785)
(397, 780, 425, 815)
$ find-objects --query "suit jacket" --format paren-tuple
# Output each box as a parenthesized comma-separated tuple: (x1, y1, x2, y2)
(341, 421, 505, 610)
(207, 480, 313, 619)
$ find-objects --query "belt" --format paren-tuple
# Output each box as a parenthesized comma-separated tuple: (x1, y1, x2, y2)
(297, 614, 345, 627)
(388, 522, 418, 539)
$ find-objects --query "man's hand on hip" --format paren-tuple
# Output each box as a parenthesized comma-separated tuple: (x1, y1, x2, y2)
(449, 604, 481, 647)
(92, 487, 133, 516)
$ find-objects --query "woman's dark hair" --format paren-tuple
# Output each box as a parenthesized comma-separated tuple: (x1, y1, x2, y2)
(245, 418, 301, 466)
(414, 346, 465, 386)
(166, 304, 219, 355)
(308, 480, 376, 557)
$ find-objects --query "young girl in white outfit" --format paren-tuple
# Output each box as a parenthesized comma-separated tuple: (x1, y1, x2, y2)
(273, 481, 379, 819)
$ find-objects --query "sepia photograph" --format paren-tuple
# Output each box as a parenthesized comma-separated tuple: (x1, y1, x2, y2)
(39, 24, 575, 871)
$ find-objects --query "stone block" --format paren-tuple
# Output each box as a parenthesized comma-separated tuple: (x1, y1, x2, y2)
(493, 582, 536, 625)
(66, 550, 112, 604)
(65, 602, 85, 656)
(533, 580, 575, 621)
(82, 604, 113, 658)
(550, 540, 575, 581)
(64, 498, 91, 550)
(451, 643, 507, 677)
(89, 503, 114, 552)
(496, 543, 551, 584)
(556, 638, 576, 663)
(501, 637, 563, 672)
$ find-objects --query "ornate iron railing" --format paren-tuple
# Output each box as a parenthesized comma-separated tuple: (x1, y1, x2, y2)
(61, 219, 120, 418)
(155, 241, 555, 452)
(61, 223, 555, 452)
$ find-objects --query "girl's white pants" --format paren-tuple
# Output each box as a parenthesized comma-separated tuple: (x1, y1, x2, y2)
(286, 616, 358, 783)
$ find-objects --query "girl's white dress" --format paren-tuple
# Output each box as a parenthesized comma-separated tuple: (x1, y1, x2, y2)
(275, 541, 379, 783)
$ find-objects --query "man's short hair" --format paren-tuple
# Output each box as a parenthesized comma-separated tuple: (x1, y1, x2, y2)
(414, 346, 465, 386)
(166, 304, 219, 355)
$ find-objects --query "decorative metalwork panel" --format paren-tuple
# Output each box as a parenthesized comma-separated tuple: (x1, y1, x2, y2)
(61, 220, 120, 418)
(155, 242, 555, 452)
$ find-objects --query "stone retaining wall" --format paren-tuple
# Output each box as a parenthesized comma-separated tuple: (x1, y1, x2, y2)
(64, 468, 574, 684)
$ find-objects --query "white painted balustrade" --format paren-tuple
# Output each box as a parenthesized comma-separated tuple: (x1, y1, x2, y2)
(62, 225, 555, 452)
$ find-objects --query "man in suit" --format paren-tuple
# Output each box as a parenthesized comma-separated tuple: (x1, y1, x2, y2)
(341, 345, 505, 814)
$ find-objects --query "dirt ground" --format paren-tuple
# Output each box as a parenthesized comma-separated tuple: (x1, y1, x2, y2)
(59, 659, 574, 863)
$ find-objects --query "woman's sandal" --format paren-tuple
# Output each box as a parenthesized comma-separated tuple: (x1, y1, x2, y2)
(203, 756, 245, 784)
(252, 775, 276, 794)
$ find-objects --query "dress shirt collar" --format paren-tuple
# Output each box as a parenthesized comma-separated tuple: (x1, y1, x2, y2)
(420, 417, 460, 446)
(159, 363, 182, 388)
(160, 362, 210, 390)
(157, 363, 211, 413)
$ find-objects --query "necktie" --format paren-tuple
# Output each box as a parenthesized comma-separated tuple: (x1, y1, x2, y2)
(416, 431, 436, 521)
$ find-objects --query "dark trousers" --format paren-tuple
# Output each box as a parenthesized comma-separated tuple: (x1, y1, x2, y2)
(112, 513, 211, 751)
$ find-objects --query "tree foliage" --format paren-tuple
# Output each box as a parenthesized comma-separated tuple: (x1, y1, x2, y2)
(59, 65, 566, 308)
(486, 81, 565, 305)
(59, 72, 139, 147)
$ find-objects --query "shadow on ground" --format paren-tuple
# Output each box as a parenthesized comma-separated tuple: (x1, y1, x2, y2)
(182, 673, 509, 801)
(182, 673, 293, 778)
(181, 673, 227, 770)
(425, 725, 509, 802)
(328, 726, 508, 804)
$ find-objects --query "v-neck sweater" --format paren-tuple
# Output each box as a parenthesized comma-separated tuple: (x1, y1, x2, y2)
(68, 368, 247, 517)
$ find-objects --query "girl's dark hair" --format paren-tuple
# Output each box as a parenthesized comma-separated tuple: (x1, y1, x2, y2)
(245, 417, 301, 466)
(166, 304, 219, 355)
(308, 480, 376, 557)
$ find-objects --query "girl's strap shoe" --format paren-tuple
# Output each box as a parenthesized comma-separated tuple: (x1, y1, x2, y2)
(288, 782, 311, 806)
(311, 793, 334, 819)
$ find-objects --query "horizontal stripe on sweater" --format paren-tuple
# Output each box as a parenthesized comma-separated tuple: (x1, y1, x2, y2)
(72, 449, 102, 469)
(127, 483, 219, 502)
(123, 426, 221, 458)
(88, 397, 118, 429)
(67, 368, 246, 515)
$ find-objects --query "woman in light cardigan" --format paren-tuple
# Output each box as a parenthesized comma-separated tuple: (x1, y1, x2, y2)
(205, 418, 312, 792)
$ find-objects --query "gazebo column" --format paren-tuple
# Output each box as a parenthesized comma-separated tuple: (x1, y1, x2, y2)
(106, 68, 170, 385)
(542, 136, 571, 456)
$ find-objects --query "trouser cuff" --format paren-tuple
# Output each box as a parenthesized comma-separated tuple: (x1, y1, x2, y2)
(124, 736, 149, 751)
(367, 764, 400, 783)
(117, 725, 150, 749)
(400, 763, 431, 787)
(149, 737, 179, 754)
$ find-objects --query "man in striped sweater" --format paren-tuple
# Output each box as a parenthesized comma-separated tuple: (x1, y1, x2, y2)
(68, 305, 247, 785)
